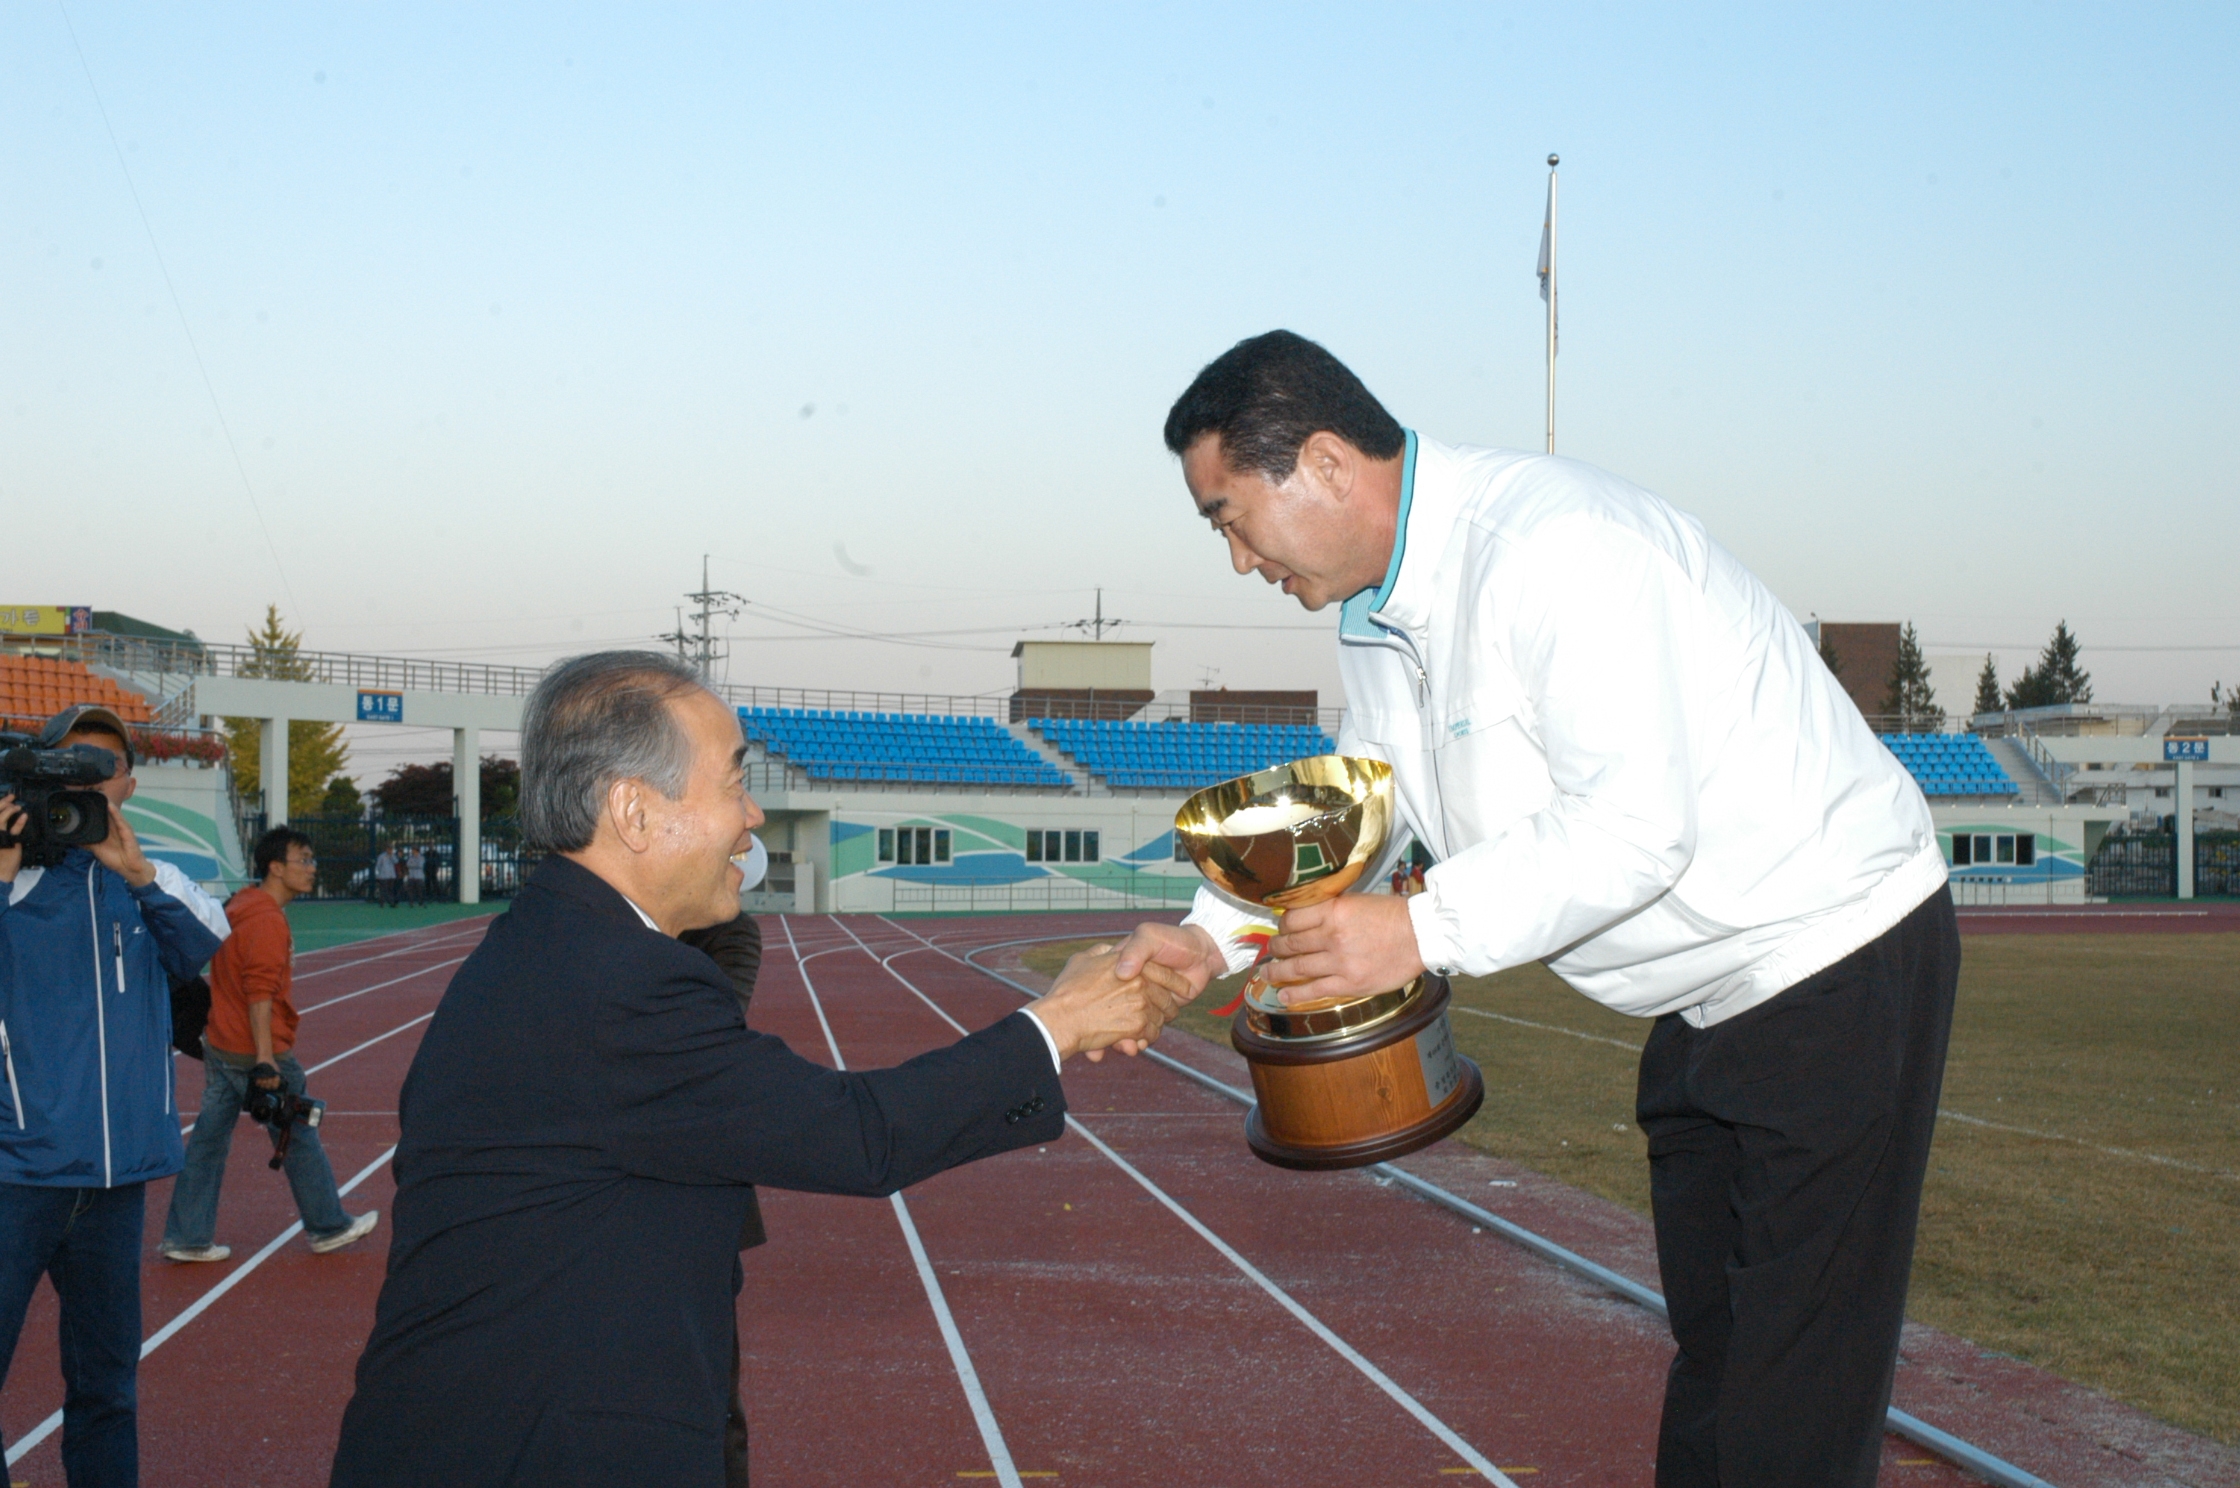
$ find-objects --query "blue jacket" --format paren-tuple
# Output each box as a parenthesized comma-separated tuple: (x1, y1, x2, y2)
(0, 852, 230, 1187)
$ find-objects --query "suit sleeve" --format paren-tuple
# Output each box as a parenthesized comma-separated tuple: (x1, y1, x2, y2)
(597, 964, 1065, 1195)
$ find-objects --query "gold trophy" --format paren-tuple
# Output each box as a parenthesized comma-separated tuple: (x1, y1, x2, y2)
(1176, 756, 1484, 1170)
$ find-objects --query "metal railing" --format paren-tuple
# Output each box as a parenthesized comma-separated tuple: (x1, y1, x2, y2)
(889, 875, 1201, 914)
(25, 634, 1353, 731)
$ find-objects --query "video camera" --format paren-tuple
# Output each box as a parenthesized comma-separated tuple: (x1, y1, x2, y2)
(245, 1069, 326, 1170)
(0, 734, 115, 869)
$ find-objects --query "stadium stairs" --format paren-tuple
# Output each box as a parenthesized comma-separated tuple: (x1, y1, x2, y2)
(1006, 721, 1105, 794)
(1980, 735, 2067, 805)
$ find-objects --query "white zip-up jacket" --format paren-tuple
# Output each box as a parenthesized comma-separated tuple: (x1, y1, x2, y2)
(1184, 434, 1946, 1028)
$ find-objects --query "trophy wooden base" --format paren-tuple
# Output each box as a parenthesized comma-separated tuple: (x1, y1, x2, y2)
(1230, 975, 1484, 1171)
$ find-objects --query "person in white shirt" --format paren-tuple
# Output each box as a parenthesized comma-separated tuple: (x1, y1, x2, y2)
(1116, 331, 1959, 1488)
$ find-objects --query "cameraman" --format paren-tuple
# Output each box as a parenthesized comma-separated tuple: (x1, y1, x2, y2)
(0, 705, 230, 1485)
(160, 827, 378, 1264)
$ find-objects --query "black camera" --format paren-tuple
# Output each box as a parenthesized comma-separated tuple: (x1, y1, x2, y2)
(245, 1071, 326, 1169)
(0, 735, 116, 869)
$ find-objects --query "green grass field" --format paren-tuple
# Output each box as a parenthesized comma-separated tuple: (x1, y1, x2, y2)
(1024, 931, 2240, 1445)
(283, 899, 494, 952)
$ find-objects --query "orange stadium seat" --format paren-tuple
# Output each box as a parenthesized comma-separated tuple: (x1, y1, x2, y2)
(0, 653, 154, 730)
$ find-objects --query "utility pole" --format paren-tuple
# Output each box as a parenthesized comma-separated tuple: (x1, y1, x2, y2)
(656, 555, 746, 682)
(1064, 587, 1128, 642)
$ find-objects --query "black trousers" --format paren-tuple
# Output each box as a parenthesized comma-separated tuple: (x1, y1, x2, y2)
(1636, 887, 1959, 1488)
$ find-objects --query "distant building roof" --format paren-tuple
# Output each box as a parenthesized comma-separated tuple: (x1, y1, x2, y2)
(89, 611, 203, 651)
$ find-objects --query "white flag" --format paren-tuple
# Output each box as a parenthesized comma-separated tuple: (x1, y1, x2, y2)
(1536, 173, 1557, 352)
(1537, 197, 1552, 304)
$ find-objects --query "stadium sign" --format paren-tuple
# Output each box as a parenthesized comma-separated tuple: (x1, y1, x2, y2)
(0, 605, 92, 637)
(357, 690, 405, 724)
(2164, 737, 2209, 762)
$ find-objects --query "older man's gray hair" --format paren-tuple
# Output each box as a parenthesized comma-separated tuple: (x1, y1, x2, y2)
(519, 651, 709, 852)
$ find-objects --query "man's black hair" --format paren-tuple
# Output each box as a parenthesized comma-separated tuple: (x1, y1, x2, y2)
(1162, 330, 1405, 483)
(253, 826, 314, 883)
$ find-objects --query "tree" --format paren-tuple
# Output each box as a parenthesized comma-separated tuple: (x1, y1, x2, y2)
(2214, 680, 2240, 722)
(2005, 620, 2092, 710)
(1972, 655, 2003, 718)
(371, 756, 521, 819)
(1881, 623, 1941, 732)
(320, 775, 364, 817)
(222, 605, 352, 818)
(1817, 630, 1844, 683)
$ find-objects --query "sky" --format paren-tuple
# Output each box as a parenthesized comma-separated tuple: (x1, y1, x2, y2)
(6, 3, 2237, 775)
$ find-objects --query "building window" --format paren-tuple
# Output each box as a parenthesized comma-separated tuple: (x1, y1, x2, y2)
(2015, 834, 2035, 866)
(1952, 833, 2035, 868)
(1025, 828, 1101, 863)
(886, 827, 950, 865)
(1174, 833, 1192, 863)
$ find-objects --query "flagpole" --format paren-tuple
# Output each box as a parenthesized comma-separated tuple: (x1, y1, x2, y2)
(1544, 153, 1559, 455)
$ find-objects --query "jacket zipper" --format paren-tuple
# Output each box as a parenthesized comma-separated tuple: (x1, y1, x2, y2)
(88, 870, 113, 1187)
(113, 922, 127, 997)
(0, 1021, 21, 1131)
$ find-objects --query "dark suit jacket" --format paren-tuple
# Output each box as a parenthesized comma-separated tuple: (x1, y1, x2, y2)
(330, 856, 1065, 1488)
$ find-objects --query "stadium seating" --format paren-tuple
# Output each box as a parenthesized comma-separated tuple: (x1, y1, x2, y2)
(0, 653, 153, 732)
(1879, 733, 2020, 797)
(1032, 718, 1338, 791)
(739, 707, 1072, 787)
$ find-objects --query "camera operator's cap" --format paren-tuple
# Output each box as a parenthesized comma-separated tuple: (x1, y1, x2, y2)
(38, 704, 134, 770)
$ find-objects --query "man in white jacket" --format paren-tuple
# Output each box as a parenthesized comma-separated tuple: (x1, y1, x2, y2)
(1117, 331, 1958, 1488)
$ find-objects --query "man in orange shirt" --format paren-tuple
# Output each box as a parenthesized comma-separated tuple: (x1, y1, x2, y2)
(159, 828, 378, 1261)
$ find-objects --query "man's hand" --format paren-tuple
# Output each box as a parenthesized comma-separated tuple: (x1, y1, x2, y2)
(1111, 921, 1227, 1000)
(88, 800, 156, 888)
(0, 794, 22, 882)
(1029, 944, 1196, 1064)
(1265, 894, 1426, 1005)
(250, 1061, 285, 1093)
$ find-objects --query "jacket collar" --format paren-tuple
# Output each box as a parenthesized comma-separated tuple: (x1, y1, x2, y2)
(528, 853, 660, 932)
(1338, 429, 1417, 642)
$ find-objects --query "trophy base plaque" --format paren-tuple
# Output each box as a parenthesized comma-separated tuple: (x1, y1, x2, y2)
(1230, 974, 1484, 1171)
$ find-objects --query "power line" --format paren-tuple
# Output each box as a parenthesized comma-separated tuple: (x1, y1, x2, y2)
(56, 1, 301, 622)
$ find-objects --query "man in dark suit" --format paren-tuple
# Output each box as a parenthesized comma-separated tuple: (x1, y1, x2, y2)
(330, 653, 1187, 1487)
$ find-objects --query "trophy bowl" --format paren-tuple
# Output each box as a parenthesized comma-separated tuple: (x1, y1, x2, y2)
(1177, 757, 1484, 1171)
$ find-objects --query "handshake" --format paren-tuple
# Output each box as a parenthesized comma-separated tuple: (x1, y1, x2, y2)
(1025, 939, 1210, 1064)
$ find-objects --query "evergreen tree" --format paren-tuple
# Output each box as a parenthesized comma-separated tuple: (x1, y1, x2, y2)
(1881, 623, 1941, 732)
(1817, 630, 1844, 683)
(222, 605, 353, 818)
(2006, 620, 2091, 709)
(2214, 681, 2239, 721)
(320, 775, 364, 817)
(1972, 655, 2003, 717)
(2036, 619, 2092, 703)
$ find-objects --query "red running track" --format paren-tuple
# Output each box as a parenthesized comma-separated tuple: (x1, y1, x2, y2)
(7, 909, 2231, 1485)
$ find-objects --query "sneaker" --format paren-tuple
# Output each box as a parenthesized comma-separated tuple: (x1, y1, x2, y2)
(308, 1210, 379, 1254)
(160, 1243, 232, 1263)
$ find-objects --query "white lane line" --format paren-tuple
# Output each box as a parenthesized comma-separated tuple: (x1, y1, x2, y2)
(297, 955, 469, 1016)
(849, 916, 1514, 1486)
(1063, 1116, 1516, 1488)
(777, 917, 1023, 1488)
(304, 1014, 435, 1076)
(292, 921, 490, 980)
(5, 1144, 399, 1468)
(1450, 1004, 1641, 1051)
